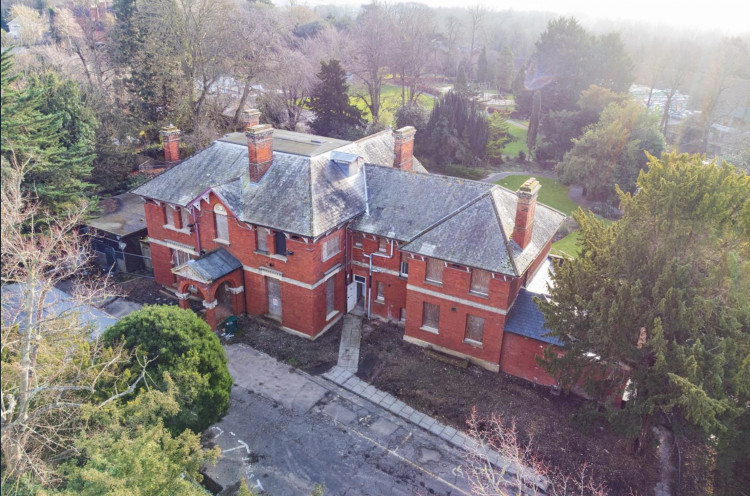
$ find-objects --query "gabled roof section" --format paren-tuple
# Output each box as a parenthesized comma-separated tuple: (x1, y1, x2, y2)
(351, 165, 491, 241)
(400, 185, 565, 277)
(401, 193, 517, 275)
(172, 248, 241, 284)
(133, 140, 247, 206)
(342, 130, 428, 173)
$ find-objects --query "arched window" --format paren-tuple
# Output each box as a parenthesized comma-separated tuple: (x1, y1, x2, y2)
(214, 204, 229, 242)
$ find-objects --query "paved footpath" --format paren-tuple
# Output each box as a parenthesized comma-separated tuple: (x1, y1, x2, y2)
(207, 344, 477, 495)
(323, 316, 540, 489)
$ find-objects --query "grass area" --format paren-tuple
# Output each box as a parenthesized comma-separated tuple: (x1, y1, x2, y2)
(495, 175, 578, 216)
(495, 175, 615, 259)
(349, 83, 436, 126)
(551, 216, 614, 258)
(501, 126, 529, 158)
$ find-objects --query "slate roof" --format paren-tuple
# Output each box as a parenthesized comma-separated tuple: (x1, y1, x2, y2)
(87, 193, 147, 237)
(1, 283, 118, 338)
(133, 128, 565, 275)
(504, 289, 563, 346)
(172, 248, 242, 284)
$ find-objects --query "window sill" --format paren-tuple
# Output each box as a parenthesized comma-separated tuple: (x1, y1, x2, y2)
(326, 310, 339, 321)
(213, 238, 230, 246)
(322, 251, 341, 262)
(464, 339, 483, 348)
(374, 298, 385, 304)
(420, 325, 439, 335)
(468, 290, 489, 299)
(163, 225, 191, 235)
(269, 253, 287, 262)
(353, 244, 363, 250)
(254, 249, 269, 256)
(424, 280, 443, 287)
(398, 274, 408, 280)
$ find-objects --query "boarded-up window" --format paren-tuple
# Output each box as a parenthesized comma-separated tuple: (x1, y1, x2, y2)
(400, 308, 406, 321)
(378, 237, 388, 252)
(353, 232, 363, 247)
(422, 302, 439, 330)
(164, 206, 174, 226)
(180, 207, 190, 229)
(214, 204, 229, 241)
(326, 277, 335, 314)
(322, 234, 341, 260)
(425, 258, 443, 284)
(376, 281, 385, 301)
(256, 227, 268, 252)
(465, 315, 485, 343)
(470, 269, 491, 295)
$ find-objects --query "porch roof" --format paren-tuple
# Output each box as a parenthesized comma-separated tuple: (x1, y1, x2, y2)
(172, 248, 242, 284)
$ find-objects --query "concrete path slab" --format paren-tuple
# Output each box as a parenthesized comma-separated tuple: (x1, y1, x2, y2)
(224, 344, 328, 413)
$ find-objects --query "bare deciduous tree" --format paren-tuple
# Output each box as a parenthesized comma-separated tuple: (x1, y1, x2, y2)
(392, 4, 436, 107)
(0, 159, 147, 485)
(350, 1, 394, 124)
(463, 408, 610, 496)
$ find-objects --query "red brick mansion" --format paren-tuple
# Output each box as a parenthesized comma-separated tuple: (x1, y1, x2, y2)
(133, 111, 566, 382)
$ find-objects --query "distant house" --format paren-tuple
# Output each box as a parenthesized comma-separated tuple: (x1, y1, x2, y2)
(84, 193, 150, 274)
(132, 109, 568, 383)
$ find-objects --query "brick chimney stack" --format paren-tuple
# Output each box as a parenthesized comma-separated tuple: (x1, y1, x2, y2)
(246, 124, 274, 183)
(512, 178, 541, 249)
(160, 124, 181, 164)
(241, 109, 261, 131)
(393, 126, 417, 171)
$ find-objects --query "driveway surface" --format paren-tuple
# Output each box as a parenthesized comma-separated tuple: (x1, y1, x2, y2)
(205, 344, 474, 496)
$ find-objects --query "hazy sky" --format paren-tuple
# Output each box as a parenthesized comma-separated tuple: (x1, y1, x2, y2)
(300, 0, 747, 35)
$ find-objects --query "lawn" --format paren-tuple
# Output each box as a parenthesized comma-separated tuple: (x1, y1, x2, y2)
(501, 125, 528, 158)
(349, 83, 436, 125)
(495, 175, 613, 259)
(495, 175, 578, 216)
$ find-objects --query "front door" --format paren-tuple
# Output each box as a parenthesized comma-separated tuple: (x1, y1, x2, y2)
(347, 282, 357, 312)
(267, 278, 282, 319)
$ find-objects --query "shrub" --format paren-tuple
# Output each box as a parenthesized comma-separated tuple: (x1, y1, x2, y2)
(103, 305, 232, 433)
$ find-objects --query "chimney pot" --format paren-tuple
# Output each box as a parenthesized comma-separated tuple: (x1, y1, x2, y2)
(512, 178, 541, 249)
(241, 109, 262, 130)
(393, 126, 417, 171)
(246, 124, 274, 183)
(160, 124, 181, 164)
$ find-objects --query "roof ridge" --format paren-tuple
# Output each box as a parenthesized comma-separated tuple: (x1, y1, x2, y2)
(402, 190, 492, 245)
(353, 129, 392, 143)
(489, 188, 520, 277)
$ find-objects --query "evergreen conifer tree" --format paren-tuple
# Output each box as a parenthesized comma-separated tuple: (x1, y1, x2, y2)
(309, 59, 365, 140)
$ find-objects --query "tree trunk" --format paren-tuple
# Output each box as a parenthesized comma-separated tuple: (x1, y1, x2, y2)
(636, 413, 652, 455)
(233, 79, 253, 128)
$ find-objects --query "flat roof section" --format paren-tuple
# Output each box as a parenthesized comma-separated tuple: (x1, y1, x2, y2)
(219, 129, 351, 157)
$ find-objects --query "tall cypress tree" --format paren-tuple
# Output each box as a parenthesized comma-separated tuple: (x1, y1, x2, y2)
(539, 154, 750, 461)
(526, 90, 541, 158)
(309, 59, 365, 140)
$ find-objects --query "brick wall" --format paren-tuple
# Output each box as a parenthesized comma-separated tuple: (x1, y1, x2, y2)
(499, 332, 559, 386)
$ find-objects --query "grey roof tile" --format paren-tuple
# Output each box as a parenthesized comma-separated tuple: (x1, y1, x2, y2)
(133, 128, 564, 275)
(179, 248, 242, 283)
(504, 289, 563, 346)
